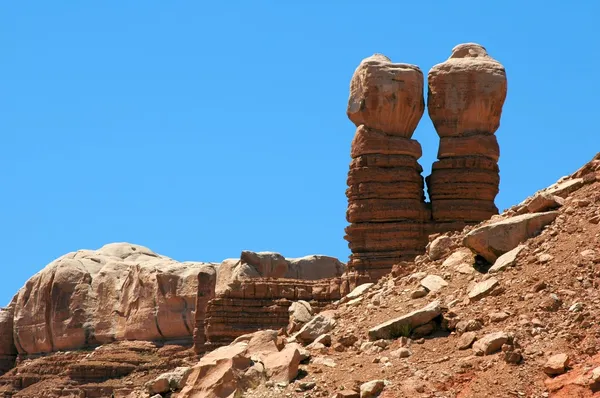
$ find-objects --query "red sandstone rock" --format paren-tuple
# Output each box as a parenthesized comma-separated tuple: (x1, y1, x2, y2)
(0, 299, 16, 374)
(347, 54, 424, 137)
(426, 43, 506, 225)
(11, 243, 217, 356)
(345, 54, 428, 276)
(350, 126, 423, 158)
(180, 330, 302, 397)
(427, 43, 507, 138)
(437, 135, 500, 162)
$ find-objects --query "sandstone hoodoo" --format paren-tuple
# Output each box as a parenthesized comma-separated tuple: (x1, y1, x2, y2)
(345, 54, 429, 278)
(2, 43, 599, 398)
(426, 43, 507, 226)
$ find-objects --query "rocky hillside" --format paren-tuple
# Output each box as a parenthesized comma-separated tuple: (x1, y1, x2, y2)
(0, 153, 597, 397)
(239, 152, 600, 398)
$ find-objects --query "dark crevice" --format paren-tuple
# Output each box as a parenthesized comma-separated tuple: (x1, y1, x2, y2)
(45, 270, 56, 352)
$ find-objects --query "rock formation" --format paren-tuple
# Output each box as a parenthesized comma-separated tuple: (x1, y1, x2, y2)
(345, 54, 429, 278)
(8, 243, 216, 356)
(198, 251, 345, 349)
(0, 300, 16, 374)
(426, 43, 507, 226)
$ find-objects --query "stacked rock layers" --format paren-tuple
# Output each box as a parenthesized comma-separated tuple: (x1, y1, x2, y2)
(195, 251, 346, 350)
(426, 43, 507, 225)
(345, 54, 429, 276)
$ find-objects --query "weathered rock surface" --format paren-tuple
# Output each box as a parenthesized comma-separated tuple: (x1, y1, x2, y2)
(345, 54, 428, 277)
(11, 243, 217, 356)
(368, 301, 441, 340)
(202, 251, 345, 346)
(287, 301, 313, 334)
(420, 275, 448, 293)
(468, 278, 499, 301)
(442, 248, 475, 273)
(216, 251, 346, 294)
(347, 54, 424, 137)
(0, 300, 16, 374)
(527, 192, 564, 213)
(343, 283, 374, 302)
(427, 43, 507, 138)
(544, 353, 570, 376)
(463, 212, 559, 262)
(203, 277, 342, 346)
(360, 379, 387, 397)
(293, 311, 337, 344)
(426, 43, 507, 225)
(472, 331, 509, 355)
(489, 245, 525, 273)
(145, 366, 192, 395)
(427, 235, 454, 260)
(180, 330, 302, 397)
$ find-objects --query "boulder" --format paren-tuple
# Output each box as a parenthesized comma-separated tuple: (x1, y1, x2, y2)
(427, 235, 454, 260)
(545, 178, 584, 198)
(233, 329, 280, 359)
(344, 283, 374, 301)
(287, 255, 346, 280)
(472, 332, 509, 355)
(360, 379, 387, 398)
(368, 301, 441, 340)
(146, 367, 192, 395)
(177, 342, 252, 398)
(287, 301, 313, 333)
(489, 245, 525, 273)
(293, 311, 337, 344)
(457, 332, 477, 350)
(261, 344, 301, 383)
(468, 278, 499, 301)
(544, 353, 570, 376)
(420, 275, 448, 293)
(442, 248, 475, 273)
(12, 243, 217, 355)
(463, 212, 559, 262)
(180, 330, 302, 396)
(527, 193, 564, 213)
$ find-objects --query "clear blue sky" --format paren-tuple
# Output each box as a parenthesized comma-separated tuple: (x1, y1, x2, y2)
(1, 2, 598, 305)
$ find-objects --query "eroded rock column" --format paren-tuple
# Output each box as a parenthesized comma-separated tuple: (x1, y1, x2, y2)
(345, 54, 428, 277)
(426, 43, 507, 227)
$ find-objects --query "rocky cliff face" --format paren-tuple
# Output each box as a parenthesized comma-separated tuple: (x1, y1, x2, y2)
(7, 243, 217, 357)
(345, 54, 429, 278)
(426, 43, 507, 224)
(0, 301, 16, 375)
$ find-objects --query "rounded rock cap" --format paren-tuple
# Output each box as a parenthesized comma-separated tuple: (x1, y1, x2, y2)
(450, 43, 489, 59)
(347, 53, 425, 137)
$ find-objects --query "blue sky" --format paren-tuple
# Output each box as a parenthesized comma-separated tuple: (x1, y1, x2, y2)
(1, 2, 598, 305)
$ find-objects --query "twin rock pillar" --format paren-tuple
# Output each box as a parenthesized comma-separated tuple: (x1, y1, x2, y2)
(345, 54, 430, 279)
(344, 44, 507, 278)
(427, 43, 507, 227)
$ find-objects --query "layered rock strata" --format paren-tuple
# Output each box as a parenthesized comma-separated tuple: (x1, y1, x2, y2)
(345, 54, 429, 277)
(426, 43, 507, 225)
(196, 251, 346, 349)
